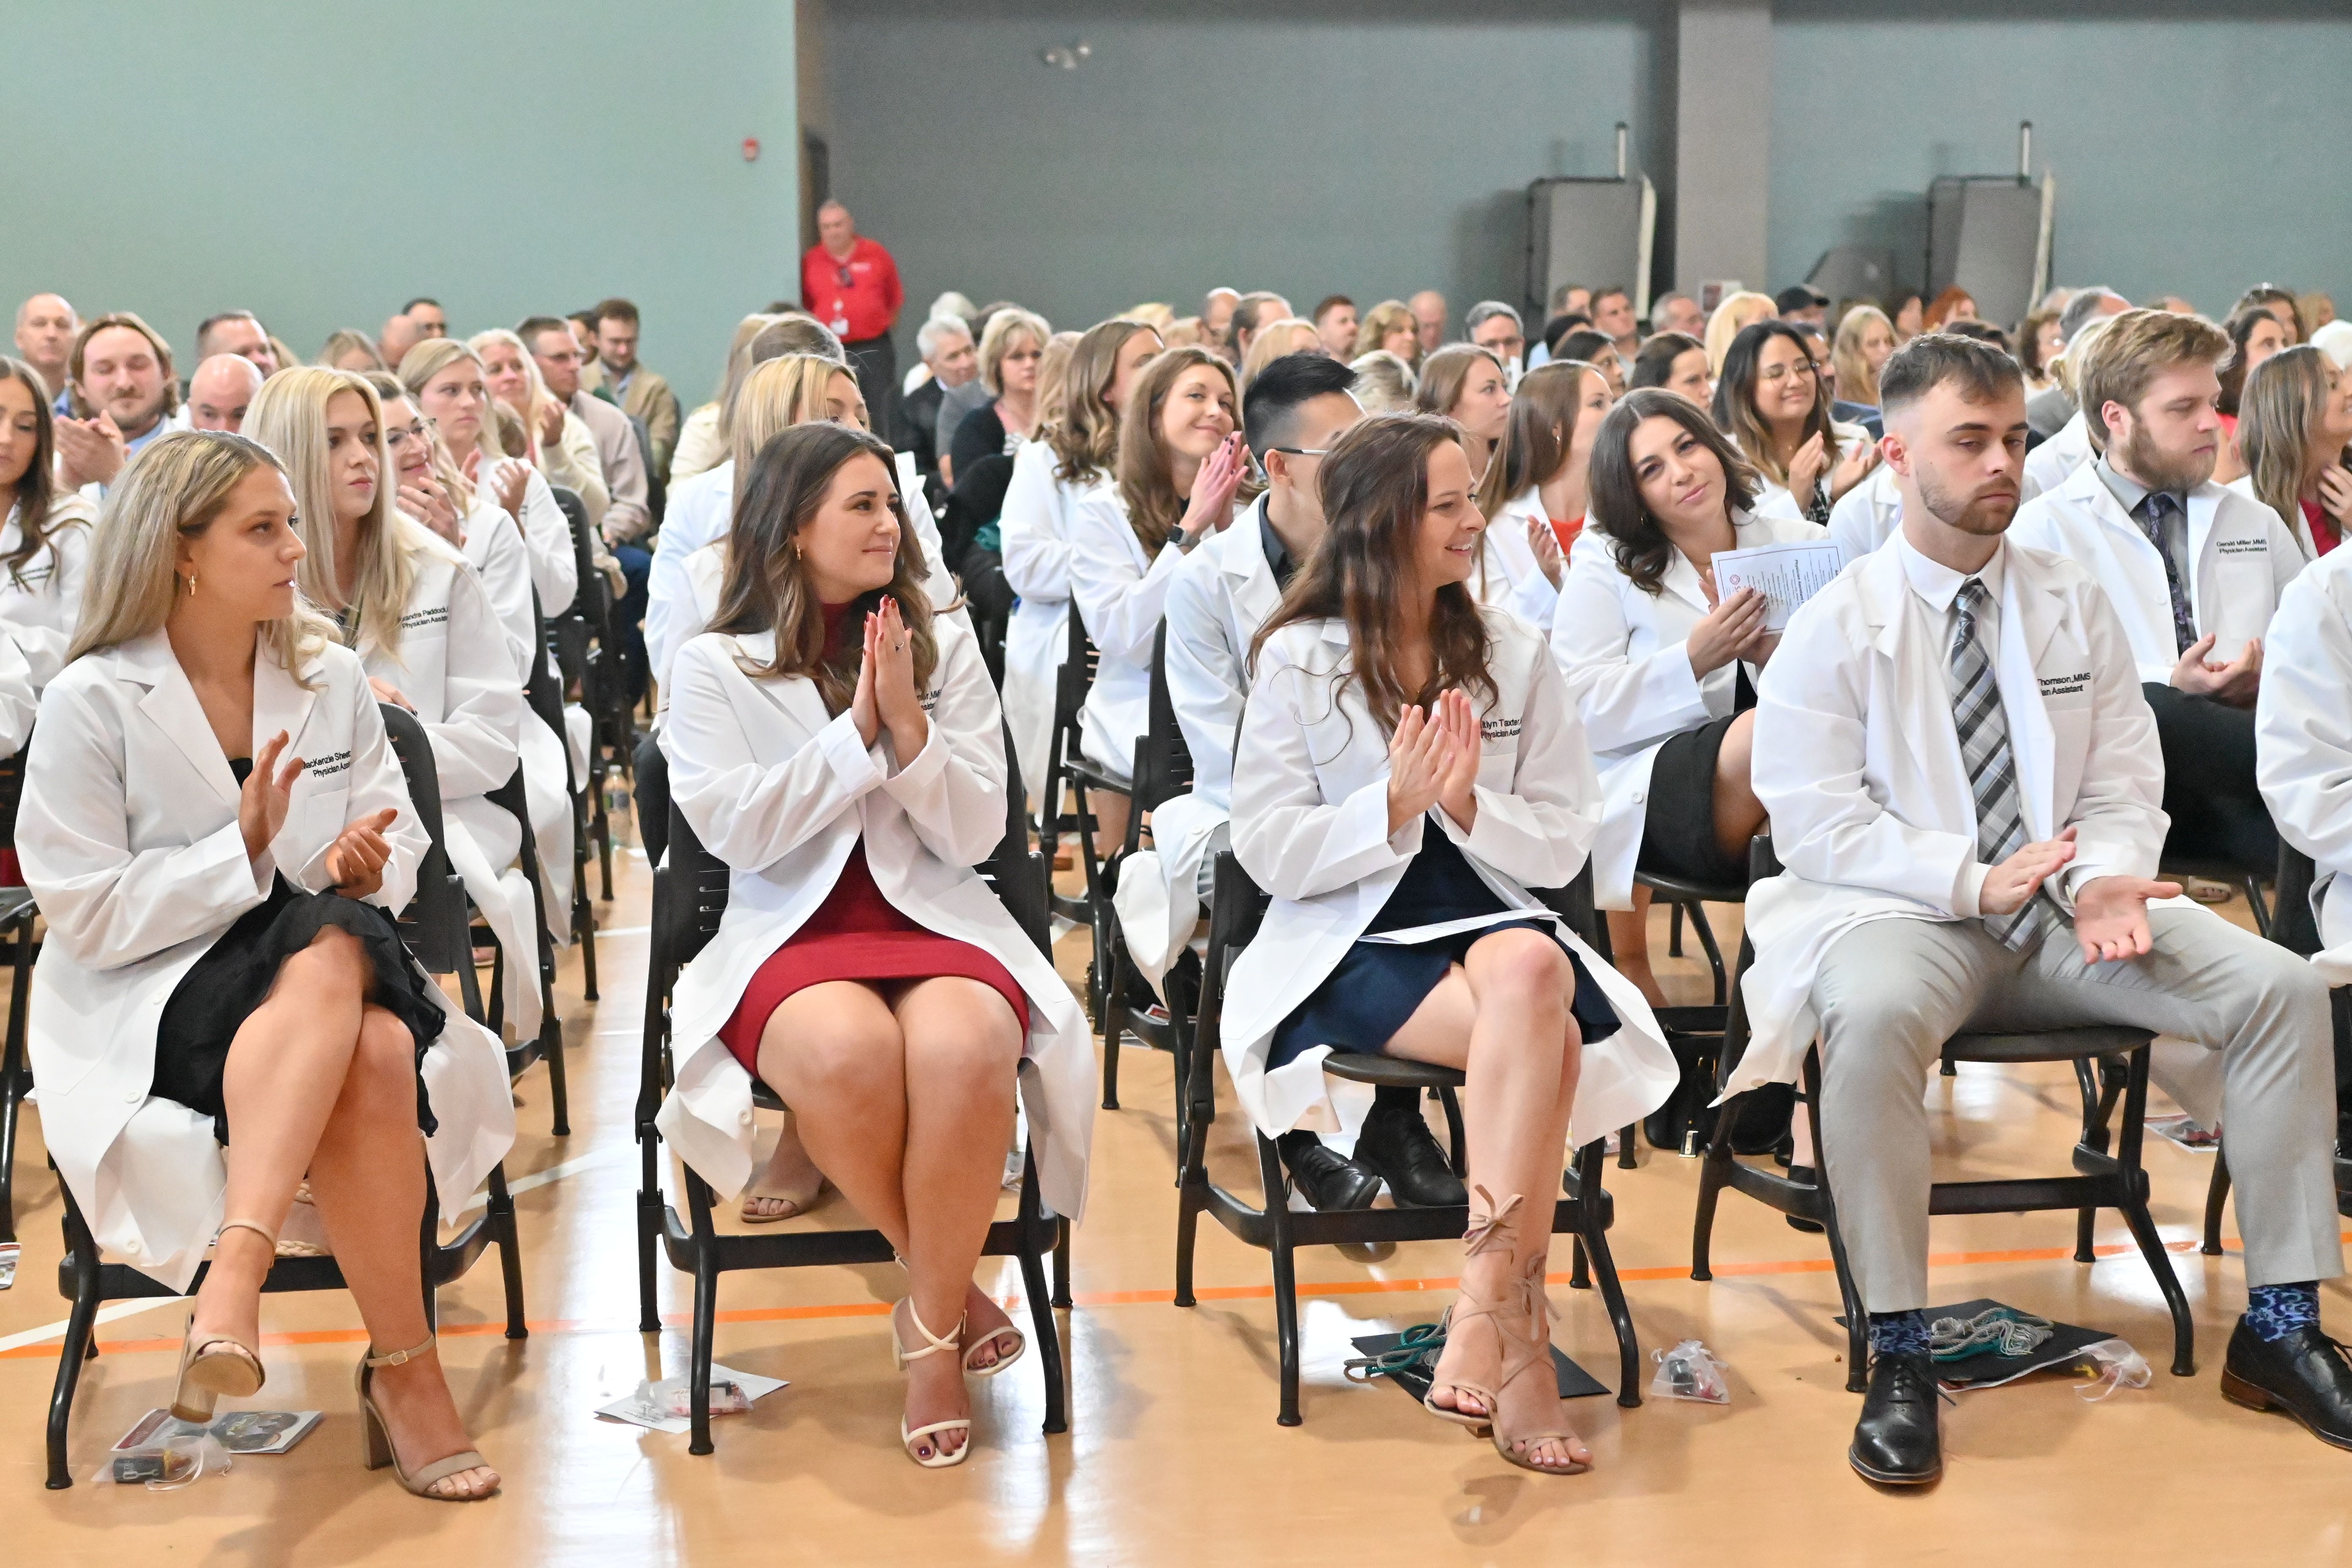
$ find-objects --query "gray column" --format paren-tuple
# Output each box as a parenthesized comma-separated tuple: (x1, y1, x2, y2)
(1672, 0, 1772, 297)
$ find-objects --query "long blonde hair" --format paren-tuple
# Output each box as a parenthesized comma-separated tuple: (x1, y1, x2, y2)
(2240, 346, 2341, 541)
(396, 336, 494, 466)
(245, 368, 420, 656)
(70, 430, 336, 677)
(731, 355, 862, 474)
(1043, 318, 1159, 485)
(468, 328, 561, 464)
(1832, 304, 1894, 407)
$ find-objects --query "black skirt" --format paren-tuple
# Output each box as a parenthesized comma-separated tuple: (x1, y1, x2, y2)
(1269, 818, 1620, 1070)
(150, 876, 445, 1146)
(1637, 715, 1753, 888)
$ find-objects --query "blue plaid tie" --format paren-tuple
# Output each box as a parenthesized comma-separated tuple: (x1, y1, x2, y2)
(2132, 491, 2197, 656)
(1949, 578, 2047, 950)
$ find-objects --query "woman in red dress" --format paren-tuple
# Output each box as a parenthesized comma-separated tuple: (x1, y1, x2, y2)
(658, 423, 1091, 1468)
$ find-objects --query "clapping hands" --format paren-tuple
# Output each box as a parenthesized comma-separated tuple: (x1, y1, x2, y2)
(1387, 689, 1483, 835)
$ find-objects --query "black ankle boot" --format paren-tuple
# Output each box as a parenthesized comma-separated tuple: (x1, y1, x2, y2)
(1849, 1351, 1943, 1485)
(1353, 1101, 1467, 1208)
(1279, 1138, 1381, 1212)
(2221, 1318, 2352, 1450)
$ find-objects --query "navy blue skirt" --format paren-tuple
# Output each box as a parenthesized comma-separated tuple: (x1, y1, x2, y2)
(1269, 918, 1622, 1070)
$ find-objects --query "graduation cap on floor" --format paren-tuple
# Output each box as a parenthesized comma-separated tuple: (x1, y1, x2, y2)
(1348, 1326, 1609, 1403)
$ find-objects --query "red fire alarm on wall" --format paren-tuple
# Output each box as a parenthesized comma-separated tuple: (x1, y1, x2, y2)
(742, 137, 760, 161)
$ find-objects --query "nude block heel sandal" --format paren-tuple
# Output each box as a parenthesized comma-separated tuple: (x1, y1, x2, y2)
(356, 1334, 498, 1500)
(169, 1219, 275, 1424)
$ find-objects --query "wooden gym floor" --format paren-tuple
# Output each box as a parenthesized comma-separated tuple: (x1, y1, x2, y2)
(3, 843, 2349, 1565)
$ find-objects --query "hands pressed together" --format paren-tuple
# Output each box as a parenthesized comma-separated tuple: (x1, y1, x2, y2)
(849, 597, 928, 761)
(1386, 689, 1483, 836)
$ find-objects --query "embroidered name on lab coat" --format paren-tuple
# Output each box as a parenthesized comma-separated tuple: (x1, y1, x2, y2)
(2216, 538, 2268, 556)
(2038, 670, 2093, 699)
(307, 749, 353, 779)
(1480, 716, 1522, 743)
(399, 604, 450, 630)
(920, 685, 942, 713)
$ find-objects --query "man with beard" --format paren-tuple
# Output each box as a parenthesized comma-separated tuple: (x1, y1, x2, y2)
(2010, 309, 2301, 871)
(1740, 331, 2350, 1486)
(54, 312, 178, 490)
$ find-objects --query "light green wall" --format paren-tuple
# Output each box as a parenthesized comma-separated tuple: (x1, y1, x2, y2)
(3, 0, 798, 405)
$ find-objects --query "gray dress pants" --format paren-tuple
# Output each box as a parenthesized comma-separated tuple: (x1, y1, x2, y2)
(1810, 906, 2342, 1311)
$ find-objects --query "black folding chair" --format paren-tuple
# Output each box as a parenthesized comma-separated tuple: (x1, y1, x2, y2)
(633, 725, 1069, 1454)
(0, 731, 39, 1244)
(1612, 867, 1748, 1167)
(1097, 625, 1197, 1114)
(549, 485, 635, 889)
(380, 705, 566, 1137)
(44, 708, 527, 1490)
(526, 590, 597, 1002)
(2200, 840, 2352, 1253)
(1173, 850, 1641, 1426)
(1035, 610, 1124, 1023)
(1688, 836, 2194, 1391)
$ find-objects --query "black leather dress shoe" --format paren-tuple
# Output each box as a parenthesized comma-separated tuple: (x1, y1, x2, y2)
(1354, 1103, 1467, 1208)
(1281, 1140, 1382, 1212)
(2221, 1319, 2352, 1450)
(1849, 1351, 1943, 1485)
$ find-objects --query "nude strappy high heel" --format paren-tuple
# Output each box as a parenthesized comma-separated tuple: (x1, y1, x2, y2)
(356, 1334, 499, 1500)
(1421, 1189, 1522, 1434)
(1482, 1248, 1590, 1476)
(170, 1219, 275, 1424)
(891, 1298, 974, 1468)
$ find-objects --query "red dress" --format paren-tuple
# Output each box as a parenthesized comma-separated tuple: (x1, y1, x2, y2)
(717, 604, 1029, 1071)
(2303, 498, 2341, 556)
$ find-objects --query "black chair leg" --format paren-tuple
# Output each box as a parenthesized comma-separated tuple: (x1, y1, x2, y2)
(46, 1210, 103, 1489)
(1258, 1135, 1304, 1426)
(1051, 1222, 1073, 1310)
(1685, 902, 1729, 1007)
(0, 907, 29, 1242)
(1689, 1105, 1737, 1281)
(1805, 1056, 1870, 1392)
(687, 1232, 720, 1456)
(2203, 1150, 2232, 1257)
(543, 1017, 571, 1138)
(1617, 1122, 1637, 1171)
(1173, 1183, 1203, 1308)
(577, 888, 600, 1001)
(2115, 1050, 2197, 1376)
(1669, 900, 1684, 957)
(486, 1165, 528, 1338)
(1015, 1234, 1067, 1435)
(1575, 1151, 1642, 1409)
(1568, 1234, 1591, 1290)
(1439, 1088, 1467, 1179)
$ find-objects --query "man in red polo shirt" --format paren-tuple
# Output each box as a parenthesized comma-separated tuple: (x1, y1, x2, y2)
(802, 199, 906, 444)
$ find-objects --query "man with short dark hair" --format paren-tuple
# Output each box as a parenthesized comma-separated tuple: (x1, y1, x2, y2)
(1651, 291, 1705, 338)
(1749, 331, 2350, 1485)
(403, 297, 448, 339)
(1591, 286, 1638, 361)
(802, 199, 906, 455)
(14, 292, 77, 408)
(1775, 285, 1830, 327)
(2011, 308, 2300, 873)
(185, 354, 263, 433)
(1310, 295, 1356, 358)
(525, 313, 653, 698)
(591, 298, 681, 480)
(55, 313, 177, 489)
(194, 310, 280, 375)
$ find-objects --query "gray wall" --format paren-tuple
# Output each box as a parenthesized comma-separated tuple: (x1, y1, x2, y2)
(824, 1, 1663, 339)
(1772, 6, 2352, 316)
(3, 1, 798, 402)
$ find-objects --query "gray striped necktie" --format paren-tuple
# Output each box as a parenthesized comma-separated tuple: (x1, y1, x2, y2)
(1948, 577, 2047, 950)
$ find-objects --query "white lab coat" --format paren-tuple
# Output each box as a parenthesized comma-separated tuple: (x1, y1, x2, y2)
(1069, 486, 1193, 780)
(356, 535, 538, 1039)
(1827, 463, 1902, 565)
(2255, 543, 2352, 980)
(2009, 458, 2303, 681)
(1734, 535, 2170, 1094)
(1549, 509, 1827, 909)
(479, 457, 578, 618)
(999, 440, 1102, 802)
(653, 617, 1094, 1222)
(459, 498, 578, 931)
(646, 453, 959, 717)
(2020, 411, 2092, 503)
(1219, 608, 1676, 1143)
(1110, 501, 1285, 994)
(0, 493, 95, 686)
(2226, 474, 2325, 562)
(1476, 486, 1564, 633)
(19, 629, 514, 1290)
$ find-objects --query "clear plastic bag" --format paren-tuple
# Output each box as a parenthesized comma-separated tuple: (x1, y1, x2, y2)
(633, 1375, 753, 1418)
(1650, 1338, 1731, 1403)
(104, 1417, 233, 1490)
(2071, 1337, 2152, 1402)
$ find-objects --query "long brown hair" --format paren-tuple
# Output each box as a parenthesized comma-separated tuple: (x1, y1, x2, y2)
(708, 422, 938, 714)
(1045, 318, 1158, 485)
(0, 357, 60, 579)
(1115, 346, 1239, 554)
(1712, 319, 1839, 488)
(1589, 388, 1761, 596)
(1252, 412, 1496, 735)
(2240, 346, 2340, 539)
(1411, 344, 1505, 425)
(1476, 360, 1601, 519)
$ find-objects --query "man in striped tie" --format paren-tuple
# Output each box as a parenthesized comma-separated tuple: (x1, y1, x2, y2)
(1745, 333, 2349, 1487)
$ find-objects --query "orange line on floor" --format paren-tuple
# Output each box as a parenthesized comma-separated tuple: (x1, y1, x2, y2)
(0, 1231, 2253, 1362)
